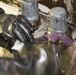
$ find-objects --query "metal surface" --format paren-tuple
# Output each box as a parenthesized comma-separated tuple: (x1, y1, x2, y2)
(49, 7, 67, 34)
(0, 1, 76, 75)
(21, 0, 39, 26)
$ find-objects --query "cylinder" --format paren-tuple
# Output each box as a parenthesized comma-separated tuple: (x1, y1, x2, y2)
(49, 7, 67, 34)
(21, 0, 39, 27)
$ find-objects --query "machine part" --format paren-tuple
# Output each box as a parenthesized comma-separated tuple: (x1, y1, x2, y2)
(0, 2, 50, 39)
(15, 15, 34, 32)
(13, 20, 34, 42)
(0, 13, 34, 44)
(35, 47, 47, 75)
(11, 40, 24, 53)
(10, 40, 32, 69)
(21, 0, 39, 27)
(0, 10, 35, 52)
(49, 7, 67, 34)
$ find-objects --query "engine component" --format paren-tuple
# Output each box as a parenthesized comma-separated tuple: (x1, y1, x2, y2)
(21, 0, 39, 27)
(49, 7, 67, 34)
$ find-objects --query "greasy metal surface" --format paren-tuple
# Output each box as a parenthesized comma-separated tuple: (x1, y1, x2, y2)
(0, 1, 76, 75)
